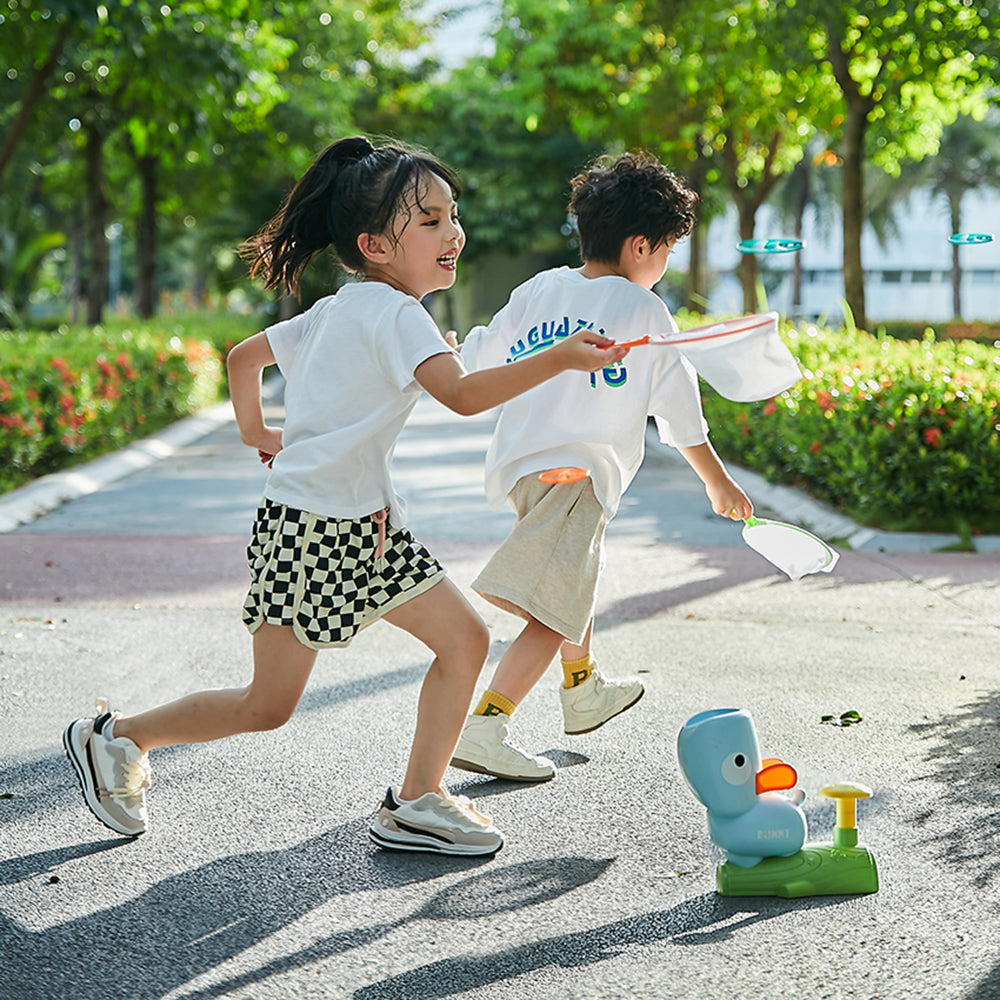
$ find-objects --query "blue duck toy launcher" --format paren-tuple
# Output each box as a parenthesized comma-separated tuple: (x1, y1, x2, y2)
(677, 708, 879, 897)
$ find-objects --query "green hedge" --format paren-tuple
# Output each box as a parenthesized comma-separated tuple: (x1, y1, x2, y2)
(4, 309, 999, 537)
(0, 312, 259, 494)
(689, 313, 1000, 536)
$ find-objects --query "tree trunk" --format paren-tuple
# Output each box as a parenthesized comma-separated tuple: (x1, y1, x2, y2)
(949, 194, 962, 319)
(721, 128, 783, 314)
(136, 154, 158, 318)
(737, 200, 758, 314)
(791, 163, 810, 316)
(0, 20, 75, 183)
(824, 23, 873, 333)
(840, 103, 867, 331)
(84, 121, 109, 326)
(70, 214, 84, 325)
(686, 155, 707, 314)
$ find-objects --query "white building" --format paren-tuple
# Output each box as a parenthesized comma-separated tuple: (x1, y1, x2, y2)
(676, 187, 1000, 324)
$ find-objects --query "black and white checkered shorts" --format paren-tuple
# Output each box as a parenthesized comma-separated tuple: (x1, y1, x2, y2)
(242, 499, 445, 649)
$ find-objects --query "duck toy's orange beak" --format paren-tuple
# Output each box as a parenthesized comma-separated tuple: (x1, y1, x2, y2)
(756, 758, 798, 794)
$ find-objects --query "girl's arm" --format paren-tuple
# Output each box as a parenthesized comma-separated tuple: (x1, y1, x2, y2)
(677, 441, 753, 521)
(226, 332, 284, 461)
(414, 331, 628, 416)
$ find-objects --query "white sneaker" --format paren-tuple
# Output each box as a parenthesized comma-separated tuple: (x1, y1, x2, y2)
(451, 713, 556, 782)
(368, 786, 504, 856)
(63, 698, 151, 837)
(560, 667, 644, 735)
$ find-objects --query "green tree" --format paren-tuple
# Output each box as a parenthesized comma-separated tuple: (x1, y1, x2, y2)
(924, 112, 1000, 318)
(770, 0, 1000, 330)
(0, 1, 97, 182)
(474, 0, 839, 313)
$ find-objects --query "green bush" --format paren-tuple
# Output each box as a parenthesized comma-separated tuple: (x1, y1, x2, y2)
(689, 314, 1000, 535)
(0, 311, 259, 494)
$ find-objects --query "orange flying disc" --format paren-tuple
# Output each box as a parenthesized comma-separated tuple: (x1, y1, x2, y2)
(538, 466, 591, 484)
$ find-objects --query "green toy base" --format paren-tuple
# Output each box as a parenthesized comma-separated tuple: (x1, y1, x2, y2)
(716, 842, 879, 897)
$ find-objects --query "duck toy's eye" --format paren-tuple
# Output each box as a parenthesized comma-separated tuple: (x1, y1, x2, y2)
(721, 752, 753, 786)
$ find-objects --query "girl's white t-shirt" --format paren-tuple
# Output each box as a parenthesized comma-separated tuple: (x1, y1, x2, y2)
(263, 282, 452, 528)
(461, 267, 709, 520)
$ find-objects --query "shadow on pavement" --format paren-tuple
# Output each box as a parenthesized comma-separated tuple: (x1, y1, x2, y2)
(352, 891, 844, 999)
(0, 849, 612, 1000)
(595, 542, 1000, 631)
(908, 691, 1000, 889)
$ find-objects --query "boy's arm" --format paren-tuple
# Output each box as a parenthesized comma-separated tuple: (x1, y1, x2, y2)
(227, 332, 284, 462)
(677, 441, 753, 521)
(414, 331, 628, 416)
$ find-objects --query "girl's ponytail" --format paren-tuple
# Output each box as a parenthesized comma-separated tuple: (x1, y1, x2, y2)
(241, 136, 460, 297)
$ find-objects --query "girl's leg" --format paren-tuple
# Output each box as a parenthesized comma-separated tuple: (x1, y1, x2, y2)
(380, 578, 490, 800)
(114, 622, 317, 752)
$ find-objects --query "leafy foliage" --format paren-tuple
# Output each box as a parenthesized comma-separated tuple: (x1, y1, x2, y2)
(0, 312, 256, 493)
(694, 315, 1000, 534)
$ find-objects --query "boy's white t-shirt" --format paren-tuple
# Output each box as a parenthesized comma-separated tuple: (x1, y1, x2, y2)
(461, 266, 709, 520)
(263, 282, 452, 528)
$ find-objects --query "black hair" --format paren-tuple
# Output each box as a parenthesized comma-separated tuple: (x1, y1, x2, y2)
(240, 136, 462, 295)
(568, 151, 698, 264)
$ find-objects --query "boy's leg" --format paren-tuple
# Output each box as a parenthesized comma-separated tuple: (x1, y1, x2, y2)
(560, 620, 594, 688)
(450, 616, 563, 782)
(487, 617, 565, 706)
(557, 618, 645, 736)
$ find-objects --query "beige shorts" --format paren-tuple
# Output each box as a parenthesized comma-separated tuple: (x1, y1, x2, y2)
(472, 475, 606, 644)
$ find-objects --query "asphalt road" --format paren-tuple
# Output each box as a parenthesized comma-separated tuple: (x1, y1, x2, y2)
(1, 391, 999, 1000)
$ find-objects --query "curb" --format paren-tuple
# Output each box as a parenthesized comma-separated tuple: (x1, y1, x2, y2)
(3, 389, 998, 554)
(0, 379, 284, 535)
(0, 400, 237, 533)
(645, 430, 1000, 555)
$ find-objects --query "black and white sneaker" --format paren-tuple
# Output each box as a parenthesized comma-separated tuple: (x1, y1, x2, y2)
(368, 786, 503, 856)
(63, 698, 150, 837)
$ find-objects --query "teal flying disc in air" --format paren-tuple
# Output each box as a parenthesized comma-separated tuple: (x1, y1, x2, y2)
(948, 233, 994, 245)
(737, 239, 804, 254)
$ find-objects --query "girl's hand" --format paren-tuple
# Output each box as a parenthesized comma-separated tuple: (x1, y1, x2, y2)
(250, 425, 283, 469)
(557, 331, 630, 371)
(444, 329, 459, 351)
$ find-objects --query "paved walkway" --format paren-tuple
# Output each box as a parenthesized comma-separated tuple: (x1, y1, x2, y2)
(1, 389, 999, 1000)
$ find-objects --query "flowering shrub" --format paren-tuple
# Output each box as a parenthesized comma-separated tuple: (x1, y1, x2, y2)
(689, 314, 1000, 535)
(0, 318, 247, 494)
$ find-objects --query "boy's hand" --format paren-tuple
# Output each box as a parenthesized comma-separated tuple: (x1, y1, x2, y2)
(706, 478, 753, 521)
(558, 331, 629, 371)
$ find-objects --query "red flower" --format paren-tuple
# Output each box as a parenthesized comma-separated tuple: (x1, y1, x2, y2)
(763, 400, 777, 416)
(810, 441, 822, 454)
(924, 427, 943, 448)
(816, 391, 833, 410)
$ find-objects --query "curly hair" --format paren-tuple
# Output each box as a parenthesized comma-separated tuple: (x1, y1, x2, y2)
(568, 152, 698, 264)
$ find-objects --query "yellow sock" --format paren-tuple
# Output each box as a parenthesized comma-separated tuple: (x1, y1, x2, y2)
(562, 654, 593, 689)
(473, 690, 517, 717)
